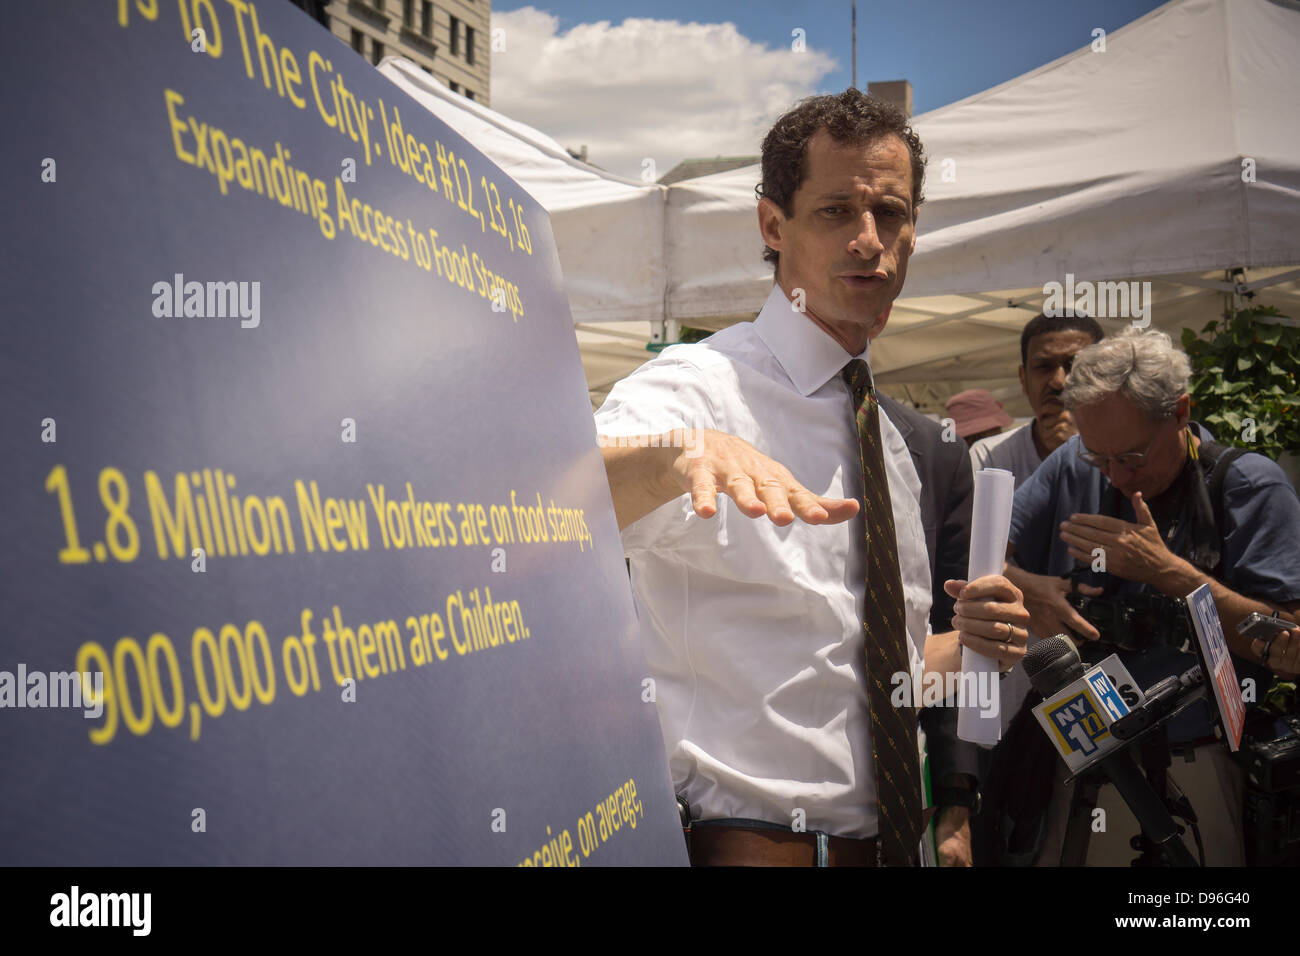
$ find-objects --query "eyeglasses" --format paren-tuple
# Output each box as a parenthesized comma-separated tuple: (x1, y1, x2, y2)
(1076, 434, 1159, 471)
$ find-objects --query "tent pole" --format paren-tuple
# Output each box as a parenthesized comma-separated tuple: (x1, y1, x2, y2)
(852, 1, 858, 89)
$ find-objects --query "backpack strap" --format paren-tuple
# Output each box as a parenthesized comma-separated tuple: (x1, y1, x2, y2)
(1196, 439, 1248, 541)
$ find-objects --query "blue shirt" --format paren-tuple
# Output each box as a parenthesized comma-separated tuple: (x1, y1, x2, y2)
(1009, 422, 1300, 739)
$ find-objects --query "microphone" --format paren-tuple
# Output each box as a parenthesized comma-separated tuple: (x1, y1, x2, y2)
(1110, 666, 1206, 740)
(1026, 638, 1197, 865)
(1026, 636, 1131, 767)
(1024, 636, 1084, 699)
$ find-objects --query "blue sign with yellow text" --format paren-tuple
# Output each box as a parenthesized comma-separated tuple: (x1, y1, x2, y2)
(0, 1, 684, 866)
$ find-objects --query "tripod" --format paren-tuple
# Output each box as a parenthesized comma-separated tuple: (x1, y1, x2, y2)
(1059, 725, 1202, 866)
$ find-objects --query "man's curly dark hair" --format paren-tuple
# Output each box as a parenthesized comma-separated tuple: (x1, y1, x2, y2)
(757, 88, 926, 270)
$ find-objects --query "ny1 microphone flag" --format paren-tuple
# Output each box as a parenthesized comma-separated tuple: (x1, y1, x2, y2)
(0, 0, 686, 866)
(1032, 655, 1144, 775)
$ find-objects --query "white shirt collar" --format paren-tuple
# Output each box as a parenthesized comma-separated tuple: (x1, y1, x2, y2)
(752, 284, 869, 398)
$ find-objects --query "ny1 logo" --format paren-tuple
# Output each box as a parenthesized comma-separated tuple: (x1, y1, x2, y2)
(1049, 682, 1124, 755)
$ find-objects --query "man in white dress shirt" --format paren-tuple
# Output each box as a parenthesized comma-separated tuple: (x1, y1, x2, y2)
(595, 90, 1030, 866)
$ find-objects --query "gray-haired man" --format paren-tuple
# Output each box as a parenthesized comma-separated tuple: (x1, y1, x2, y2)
(1001, 327, 1300, 865)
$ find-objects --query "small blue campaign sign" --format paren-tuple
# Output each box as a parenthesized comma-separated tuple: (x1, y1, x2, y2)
(1187, 584, 1245, 751)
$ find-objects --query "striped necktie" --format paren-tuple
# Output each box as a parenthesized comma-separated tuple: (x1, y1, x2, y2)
(842, 358, 922, 866)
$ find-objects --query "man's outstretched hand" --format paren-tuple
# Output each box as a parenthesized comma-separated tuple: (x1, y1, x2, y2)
(602, 428, 859, 531)
(670, 429, 859, 526)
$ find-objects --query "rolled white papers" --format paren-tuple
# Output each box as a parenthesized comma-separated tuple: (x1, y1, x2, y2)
(957, 467, 1016, 746)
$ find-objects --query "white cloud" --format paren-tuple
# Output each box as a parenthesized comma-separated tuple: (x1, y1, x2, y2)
(489, 8, 838, 180)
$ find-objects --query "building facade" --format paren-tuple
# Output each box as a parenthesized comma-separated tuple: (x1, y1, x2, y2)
(288, 0, 490, 105)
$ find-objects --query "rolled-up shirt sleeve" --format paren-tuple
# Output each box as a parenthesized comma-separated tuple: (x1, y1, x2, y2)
(594, 352, 720, 557)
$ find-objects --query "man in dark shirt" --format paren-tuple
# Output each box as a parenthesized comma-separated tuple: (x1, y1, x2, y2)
(1004, 328, 1300, 864)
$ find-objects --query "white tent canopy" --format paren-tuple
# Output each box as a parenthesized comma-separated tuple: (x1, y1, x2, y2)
(378, 58, 664, 325)
(383, 0, 1300, 412)
(379, 59, 668, 400)
(665, 0, 1300, 413)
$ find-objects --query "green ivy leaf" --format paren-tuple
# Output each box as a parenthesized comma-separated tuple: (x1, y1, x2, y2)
(1255, 340, 1278, 360)
(1185, 305, 1298, 458)
(1257, 325, 1283, 346)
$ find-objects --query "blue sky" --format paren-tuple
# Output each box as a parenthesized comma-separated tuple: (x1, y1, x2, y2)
(489, 1, 1170, 177)
(494, 0, 1167, 114)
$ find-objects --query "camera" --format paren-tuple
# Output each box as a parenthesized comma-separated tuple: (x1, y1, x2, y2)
(1063, 571, 1195, 652)
(1240, 713, 1300, 866)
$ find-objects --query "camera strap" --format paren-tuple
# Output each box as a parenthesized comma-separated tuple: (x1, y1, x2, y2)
(1179, 435, 1246, 578)
(1097, 483, 1125, 597)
